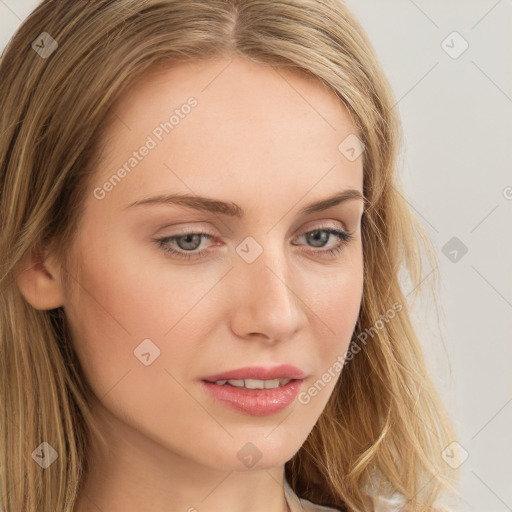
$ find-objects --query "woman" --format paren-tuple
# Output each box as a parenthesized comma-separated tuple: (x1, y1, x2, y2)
(0, 1, 459, 510)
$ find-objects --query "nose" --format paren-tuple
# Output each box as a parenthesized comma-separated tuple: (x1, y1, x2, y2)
(228, 241, 307, 343)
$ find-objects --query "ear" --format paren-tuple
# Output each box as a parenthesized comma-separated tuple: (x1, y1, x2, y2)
(14, 246, 65, 310)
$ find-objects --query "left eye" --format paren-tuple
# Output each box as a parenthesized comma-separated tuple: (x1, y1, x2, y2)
(293, 228, 353, 258)
(295, 228, 351, 249)
(154, 227, 353, 261)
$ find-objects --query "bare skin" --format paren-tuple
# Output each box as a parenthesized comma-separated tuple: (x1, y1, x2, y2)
(16, 56, 364, 512)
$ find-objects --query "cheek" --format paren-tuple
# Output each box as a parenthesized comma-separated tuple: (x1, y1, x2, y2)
(62, 247, 212, 449)
(62, 232, 228, 399)
(308, 248, 363, 345)
(300, 250, 363, 395)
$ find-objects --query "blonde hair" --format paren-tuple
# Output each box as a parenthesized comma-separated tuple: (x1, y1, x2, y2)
(0, 1, 459, 510)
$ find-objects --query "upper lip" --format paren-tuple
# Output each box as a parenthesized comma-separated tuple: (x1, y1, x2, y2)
(202, 365, 307, 382)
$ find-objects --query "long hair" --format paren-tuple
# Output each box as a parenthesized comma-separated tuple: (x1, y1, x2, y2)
(0, 1, 458, 510)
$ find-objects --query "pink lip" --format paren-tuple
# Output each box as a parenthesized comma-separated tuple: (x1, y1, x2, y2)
(201, 364, 306, 382)
(200, 379, 304, 416)
(200, 365, 307, 416)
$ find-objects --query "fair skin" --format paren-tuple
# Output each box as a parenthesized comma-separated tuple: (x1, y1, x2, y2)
(16, 56, 364, 512)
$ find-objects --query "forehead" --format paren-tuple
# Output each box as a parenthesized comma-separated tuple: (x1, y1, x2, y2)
(90, 57, 363, 208)
(107, 56, 354, 127)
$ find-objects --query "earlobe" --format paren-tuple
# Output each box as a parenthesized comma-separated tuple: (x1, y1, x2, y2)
(14, 248, 65, 310)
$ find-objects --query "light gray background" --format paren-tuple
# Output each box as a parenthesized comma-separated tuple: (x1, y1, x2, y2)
(1, 1, 511, 511)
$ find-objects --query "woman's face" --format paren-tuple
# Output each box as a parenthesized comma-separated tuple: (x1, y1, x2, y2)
(62, 56, 364, 471)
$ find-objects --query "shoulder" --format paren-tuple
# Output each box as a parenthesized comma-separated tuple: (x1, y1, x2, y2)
(284, 479, 342, 512)
(284, 480, 453, 512)
(296, 496, 343, 512)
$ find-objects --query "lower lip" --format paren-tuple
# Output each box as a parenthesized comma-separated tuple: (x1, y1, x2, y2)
(200, 379, 304, 416)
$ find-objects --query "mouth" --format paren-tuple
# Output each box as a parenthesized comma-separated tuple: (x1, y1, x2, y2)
(202, 377, 294, 390)
(199, 365, 307, 415)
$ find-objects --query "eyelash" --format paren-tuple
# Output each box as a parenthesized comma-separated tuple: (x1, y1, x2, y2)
(153, 227, 354, 261)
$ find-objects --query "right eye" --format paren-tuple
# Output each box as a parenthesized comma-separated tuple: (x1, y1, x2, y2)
(153, 231, 217, 260)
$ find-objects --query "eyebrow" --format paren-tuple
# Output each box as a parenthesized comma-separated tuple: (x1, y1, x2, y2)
(125, 189, 366, 217)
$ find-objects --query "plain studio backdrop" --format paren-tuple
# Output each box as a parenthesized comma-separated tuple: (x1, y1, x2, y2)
(1, 1, 511, 511)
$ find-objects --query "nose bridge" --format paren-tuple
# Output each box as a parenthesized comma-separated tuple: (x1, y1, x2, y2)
(229, 234, 305, 340)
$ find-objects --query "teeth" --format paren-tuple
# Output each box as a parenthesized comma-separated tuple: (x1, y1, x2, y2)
(212, 378, 292, 389)
(245, 378, 278, 389)
(226, 379, 245, 387)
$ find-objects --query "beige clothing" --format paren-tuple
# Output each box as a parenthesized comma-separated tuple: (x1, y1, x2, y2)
(284, 479, 453, 512)
(284, 478, 341, 511)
